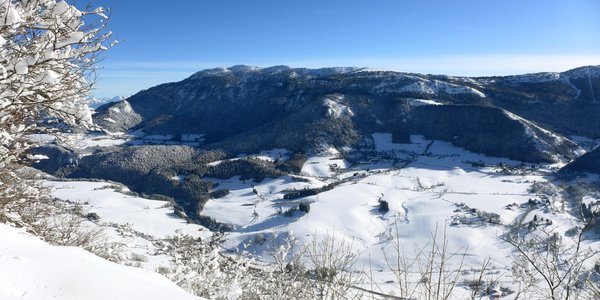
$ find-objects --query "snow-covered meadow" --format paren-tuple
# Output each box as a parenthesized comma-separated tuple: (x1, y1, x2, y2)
(5, 132, 598, 299)
(202, 135, 549, 256)
(193, 134, 599, 296)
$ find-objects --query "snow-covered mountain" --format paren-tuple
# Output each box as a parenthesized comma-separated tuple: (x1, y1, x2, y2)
(93, 65, 600, 163)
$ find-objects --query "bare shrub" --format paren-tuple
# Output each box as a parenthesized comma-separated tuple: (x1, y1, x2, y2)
(369, 222, 470, 299)
(506, 218, 600, 300)
(306, 233, 364, 299)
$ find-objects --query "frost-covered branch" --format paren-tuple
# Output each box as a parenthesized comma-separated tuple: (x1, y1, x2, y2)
(0, 0, 113, 215)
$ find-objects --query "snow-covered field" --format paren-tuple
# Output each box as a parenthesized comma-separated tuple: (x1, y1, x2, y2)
(46, 181, 208, 239)
(204, 136, 537, 247)
(7, 132, 598, 298)
(198, 134, 598, 296)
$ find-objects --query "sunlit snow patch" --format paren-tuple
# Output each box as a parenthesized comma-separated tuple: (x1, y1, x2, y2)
(323, 94, 353, 118)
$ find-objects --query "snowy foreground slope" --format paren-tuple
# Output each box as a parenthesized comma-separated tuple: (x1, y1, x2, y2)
(0, 224, 203, 300)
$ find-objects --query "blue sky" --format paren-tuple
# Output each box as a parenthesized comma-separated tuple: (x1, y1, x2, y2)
(90, 0, 600, 98)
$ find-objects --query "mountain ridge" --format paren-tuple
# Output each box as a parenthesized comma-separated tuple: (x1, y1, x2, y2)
(93, 65, 599, 163)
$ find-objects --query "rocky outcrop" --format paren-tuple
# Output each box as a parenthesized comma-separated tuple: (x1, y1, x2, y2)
(93, 100, 142, 132)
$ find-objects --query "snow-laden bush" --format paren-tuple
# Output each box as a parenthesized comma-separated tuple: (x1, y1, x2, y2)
(0, 0, 112, 221)
(158, 232, 365, 300)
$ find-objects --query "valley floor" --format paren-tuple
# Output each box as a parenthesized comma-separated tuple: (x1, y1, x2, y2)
(4, 133, 599, 299)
